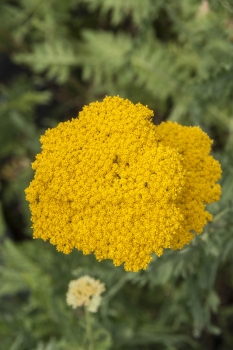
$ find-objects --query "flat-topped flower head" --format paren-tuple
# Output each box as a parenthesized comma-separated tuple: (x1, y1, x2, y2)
(25, 96, 221, 272)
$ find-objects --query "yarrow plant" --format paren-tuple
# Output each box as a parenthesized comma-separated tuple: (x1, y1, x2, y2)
(66, 275, 105, 313)
(25, 96, 221, 272)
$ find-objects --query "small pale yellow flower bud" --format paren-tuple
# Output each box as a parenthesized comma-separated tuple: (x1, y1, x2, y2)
(66, 275, 105, 313)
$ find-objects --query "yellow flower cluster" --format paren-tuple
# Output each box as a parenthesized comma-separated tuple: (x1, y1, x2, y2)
(66, 275, 105, 312)
(25, 96, 221, 272)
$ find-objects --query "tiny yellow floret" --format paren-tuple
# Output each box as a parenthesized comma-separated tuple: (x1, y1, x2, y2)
(25, 96, 222, 272)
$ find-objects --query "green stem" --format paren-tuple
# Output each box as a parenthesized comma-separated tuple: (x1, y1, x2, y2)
(85, 306, 94, 350)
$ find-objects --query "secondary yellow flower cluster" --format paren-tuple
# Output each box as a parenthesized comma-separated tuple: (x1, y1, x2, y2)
(66, 275, 105, 312)
(25, 96, 221, 272)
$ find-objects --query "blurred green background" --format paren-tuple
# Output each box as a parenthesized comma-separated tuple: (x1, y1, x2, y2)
(1, 0, 233, 349)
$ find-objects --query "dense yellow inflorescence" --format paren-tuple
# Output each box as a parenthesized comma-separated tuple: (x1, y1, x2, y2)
(25, 96, 222, 272)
